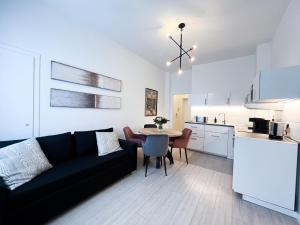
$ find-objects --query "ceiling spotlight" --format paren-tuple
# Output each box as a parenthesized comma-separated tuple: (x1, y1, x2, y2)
(178, 69, 183, 75)
(166, 61, 171, 66)
(190, 57, 195, 62)
(193, 45, 197, 50)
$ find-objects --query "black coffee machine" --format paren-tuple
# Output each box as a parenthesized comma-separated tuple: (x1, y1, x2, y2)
(249, 118, 270, 134)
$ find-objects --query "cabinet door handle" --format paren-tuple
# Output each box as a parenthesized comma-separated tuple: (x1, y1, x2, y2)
(191, 138, 197, 140)
(191, 126, 198, 128)
(211, 135, 220, 138)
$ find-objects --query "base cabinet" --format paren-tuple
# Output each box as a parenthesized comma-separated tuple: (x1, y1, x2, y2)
(185, 123, 233, 158)
(204, 131, 228, 156)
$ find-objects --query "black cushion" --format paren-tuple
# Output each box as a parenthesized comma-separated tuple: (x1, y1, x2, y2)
(8, 150, 130, 210)
(36, 132, 75, 165)
(74, 128, 113, 156)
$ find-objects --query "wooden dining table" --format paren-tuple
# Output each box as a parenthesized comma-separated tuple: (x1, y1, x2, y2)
(137, 128, 182, 168)
(138, 128, 182, 137)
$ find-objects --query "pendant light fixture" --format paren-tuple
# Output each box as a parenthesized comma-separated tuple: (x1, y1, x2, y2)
(166, 23, 196, 74)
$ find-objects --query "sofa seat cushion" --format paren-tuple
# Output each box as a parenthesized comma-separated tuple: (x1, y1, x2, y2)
(8, 150, 130, 210)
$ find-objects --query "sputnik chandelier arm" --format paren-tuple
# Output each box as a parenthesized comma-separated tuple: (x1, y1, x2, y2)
(166, 23, 197, 74)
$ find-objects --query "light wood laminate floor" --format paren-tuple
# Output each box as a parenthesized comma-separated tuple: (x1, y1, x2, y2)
(48, 149, 298, 225)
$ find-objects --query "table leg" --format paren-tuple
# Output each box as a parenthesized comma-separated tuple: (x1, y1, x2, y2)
(156, 157, 161, 169)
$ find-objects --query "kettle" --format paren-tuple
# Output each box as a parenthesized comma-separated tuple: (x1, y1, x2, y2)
(269, 121, 285, 140)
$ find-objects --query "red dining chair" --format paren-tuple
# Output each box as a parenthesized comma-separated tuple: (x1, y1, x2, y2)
(123, 126, 146, 147)
(169, 128, 192, 164)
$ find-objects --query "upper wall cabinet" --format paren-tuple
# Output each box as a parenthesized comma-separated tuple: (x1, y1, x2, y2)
(191, 56, 256, 106)
(258, 66, 300, 101)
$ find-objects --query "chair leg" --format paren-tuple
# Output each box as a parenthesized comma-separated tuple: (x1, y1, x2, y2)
(143, 154, 146, 166)
(145, 156, 149, 177)
(160, 157, 162, 166)
(171, 147, 173, 155)
(163, 156, 167, 176)
(179, 148, 181, 158)
(184, 148, 188, 165)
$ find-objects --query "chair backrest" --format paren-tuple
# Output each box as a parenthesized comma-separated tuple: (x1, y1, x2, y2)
(144, 124, 157, 128)
(142, 135, 169, 157)
(174, 128, 192, 148)
(123, 126, 134, 140)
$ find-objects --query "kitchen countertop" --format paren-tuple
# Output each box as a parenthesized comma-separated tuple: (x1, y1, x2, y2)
(185, 121, 235, 128)
(236, 131, 298, 144)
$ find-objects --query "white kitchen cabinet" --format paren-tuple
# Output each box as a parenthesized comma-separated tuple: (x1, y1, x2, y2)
(185, 123, 234, 158)
(206, 92, 229, 105)
(233, 133, 298, 215)
(204, 131, 228, 156)
(189, 93, 207, 106)
(185, 123, 205, 151)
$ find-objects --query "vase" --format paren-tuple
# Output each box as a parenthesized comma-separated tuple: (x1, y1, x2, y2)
(158, 124, 163, 130)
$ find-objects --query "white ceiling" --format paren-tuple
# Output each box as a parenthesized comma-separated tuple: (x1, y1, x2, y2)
(43, 0, 290, 71)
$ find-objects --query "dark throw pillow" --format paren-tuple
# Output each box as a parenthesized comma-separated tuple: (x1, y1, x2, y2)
(36, 132, 75, 165)
(74, 128, 113, 156)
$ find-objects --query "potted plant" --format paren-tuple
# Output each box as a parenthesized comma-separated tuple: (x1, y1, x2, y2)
(153, 116, 169, 130)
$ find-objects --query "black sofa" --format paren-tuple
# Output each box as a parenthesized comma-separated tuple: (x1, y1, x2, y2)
(0, 128, 137, 225)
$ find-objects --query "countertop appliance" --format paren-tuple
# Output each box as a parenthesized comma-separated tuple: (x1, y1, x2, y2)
(269, 121, 285, 140)
(249, 118, 270, 134)
(195, 115, 207, 123)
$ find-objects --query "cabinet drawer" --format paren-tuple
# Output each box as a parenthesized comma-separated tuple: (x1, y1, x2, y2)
(188, 136, 204, 151)
(185, 123, 205, 137)
(205, 125, 229, 134)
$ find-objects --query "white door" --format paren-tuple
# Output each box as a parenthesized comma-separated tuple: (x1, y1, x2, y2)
(204, 131, 228, 157)
(0, 47, 35, 140)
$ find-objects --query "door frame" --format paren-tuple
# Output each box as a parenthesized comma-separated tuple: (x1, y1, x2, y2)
(0, 43, 41, 137)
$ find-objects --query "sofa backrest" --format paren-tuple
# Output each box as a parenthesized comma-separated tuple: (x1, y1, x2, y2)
(36, 132, 75, 165)
(73, 128, 113, 156)
(0, 128, 114, 165)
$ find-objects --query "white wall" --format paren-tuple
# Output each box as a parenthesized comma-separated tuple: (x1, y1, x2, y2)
(0, 0, 166, 138)
(271, 0, 300, 68)
(170, 69, 192, 95)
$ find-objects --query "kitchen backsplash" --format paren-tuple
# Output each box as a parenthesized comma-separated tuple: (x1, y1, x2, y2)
(190, 101, 300, 142)
(282, 100, 300, 142)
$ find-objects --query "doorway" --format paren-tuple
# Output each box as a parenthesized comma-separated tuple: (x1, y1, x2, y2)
(172, 94, 191, 130)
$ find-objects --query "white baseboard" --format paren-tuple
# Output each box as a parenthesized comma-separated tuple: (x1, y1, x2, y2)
(242, 195, 297, 218)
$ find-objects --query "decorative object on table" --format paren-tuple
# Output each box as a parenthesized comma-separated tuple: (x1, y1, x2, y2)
(50, 88, 121, 109)
(51, 61, 122, 92)
(95, 132, 123, 156)
(142, 134, 169, 177)
(153, 116, 169, 130)
(169, 128, 192, 165)
(166, 23, 197, 74)
(145, 88, 158, 116)
(0, 138, 53, 190)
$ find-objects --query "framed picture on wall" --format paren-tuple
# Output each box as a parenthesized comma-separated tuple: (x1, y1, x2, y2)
(145, 88, 158, 116)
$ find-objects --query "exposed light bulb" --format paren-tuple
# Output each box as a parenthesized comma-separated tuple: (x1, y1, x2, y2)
(190, 57, 195, 62)
(178, 69, 183, 75)
(166, 61, 171, 66)
(193, 45, 197, 50)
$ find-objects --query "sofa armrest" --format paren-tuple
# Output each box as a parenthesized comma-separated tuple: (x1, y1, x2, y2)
(119, 139, 138, 170)
(0, 177, 9, 225)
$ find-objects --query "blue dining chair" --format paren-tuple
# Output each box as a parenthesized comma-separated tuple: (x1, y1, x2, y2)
(142, 134, 169, 177)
